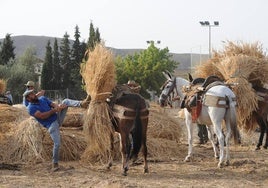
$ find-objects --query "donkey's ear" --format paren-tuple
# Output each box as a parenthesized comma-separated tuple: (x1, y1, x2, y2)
(164, 70, 173, 79)
(162, 71, 171, 80)
(188, 73, 193, 82)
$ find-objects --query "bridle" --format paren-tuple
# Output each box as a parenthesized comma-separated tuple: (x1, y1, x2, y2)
(160, 78, 180, 107)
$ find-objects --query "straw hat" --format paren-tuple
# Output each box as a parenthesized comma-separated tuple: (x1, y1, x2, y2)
(25, 81, 35, 87)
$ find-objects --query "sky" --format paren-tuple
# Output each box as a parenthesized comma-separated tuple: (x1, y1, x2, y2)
(1, 0, 267, 54)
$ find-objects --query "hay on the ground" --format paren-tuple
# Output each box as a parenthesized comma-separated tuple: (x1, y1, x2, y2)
(1, 117, 87, 164)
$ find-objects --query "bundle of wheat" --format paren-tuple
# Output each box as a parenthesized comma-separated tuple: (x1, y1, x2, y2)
(1, 117, 87, 163)
(194, 41, 268, 130)
(0, 79, 6, 94)
(148, 105, 182, 142)
(80, 43, 116, 165)
(0, 105, 29, 134)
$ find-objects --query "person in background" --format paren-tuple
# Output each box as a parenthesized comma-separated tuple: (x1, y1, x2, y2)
(197, 124, 208, 144)
(23, 81, 45, 107)
(127, 80, 141, 93)
(23, 89, 90, 171)
(5, 91, 13, 105)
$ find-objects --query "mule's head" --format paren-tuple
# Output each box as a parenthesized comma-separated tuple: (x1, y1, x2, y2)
(159, 78, 176, 107)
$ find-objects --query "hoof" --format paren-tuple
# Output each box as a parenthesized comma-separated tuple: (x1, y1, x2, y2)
(225, 160, 230, 166)
(184, 156, 191, 162)
(122, 167, 128, 176)
(144, 168, 149, 173)
(264, 146, 268, 149)
(255, 146, 261, 151)
(218, 162, 224, 168)
(107, 162, 112, 170)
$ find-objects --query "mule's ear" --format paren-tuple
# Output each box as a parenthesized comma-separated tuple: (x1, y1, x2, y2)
(162, 71, 171, 80)
(164, 70, 173, 79)
(188, 73, 193, 82)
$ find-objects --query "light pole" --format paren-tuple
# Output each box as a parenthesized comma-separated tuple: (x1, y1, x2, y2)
(146, 40, 161, 45)
(199, 21, 219, 57)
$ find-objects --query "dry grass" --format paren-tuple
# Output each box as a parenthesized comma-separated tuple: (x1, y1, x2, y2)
(0, 79, 7, 94)
(194, 41, 268, 131)
(0, 103, 184, 165)
(80, 43, 116, 165)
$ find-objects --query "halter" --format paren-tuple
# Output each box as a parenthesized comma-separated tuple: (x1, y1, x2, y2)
(161, 78, 180, 106)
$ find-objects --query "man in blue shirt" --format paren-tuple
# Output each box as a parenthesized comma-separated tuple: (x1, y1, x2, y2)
(23, 89, 90, 171)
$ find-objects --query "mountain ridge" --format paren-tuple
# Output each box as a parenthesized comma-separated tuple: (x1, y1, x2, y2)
(0, 35, 208, 73)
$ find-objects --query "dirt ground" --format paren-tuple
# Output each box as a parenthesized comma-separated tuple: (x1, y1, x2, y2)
(1, 107, 268, 188)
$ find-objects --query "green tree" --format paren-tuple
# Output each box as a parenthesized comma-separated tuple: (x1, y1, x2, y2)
(52, 38, 62, 89)
(0, 33, 15, 65)
(19, 46, 37, 73)
(41, 40, 53, 89)
(60, 32, 71, 89)
(87, 21, 101, 51)
(70, 25, 86, 98)
(115, 43, 178, 98)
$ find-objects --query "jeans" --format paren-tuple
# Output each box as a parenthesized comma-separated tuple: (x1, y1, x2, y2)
(48, 98, 81, 164)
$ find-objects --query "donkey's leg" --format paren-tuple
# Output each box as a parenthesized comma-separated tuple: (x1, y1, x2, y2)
(184, 110, 194, 162)
(142, 137, 148, 173)
(214, 124, 225, 168)
(142, 120, 149, 173)
(107, 132, 114, 170)
(224, 120, 231, 166)
(206, 126, 219, 159)
(264, 121, 268, 149)
(256, 119, 265, 150)
(119, 132, 129, 176)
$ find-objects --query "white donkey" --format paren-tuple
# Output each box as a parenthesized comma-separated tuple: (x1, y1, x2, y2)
(159, 72, 240, 168)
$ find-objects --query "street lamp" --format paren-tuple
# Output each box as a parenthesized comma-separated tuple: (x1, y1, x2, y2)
(199, 21, 219, 57)
(146, 40, 161, 45)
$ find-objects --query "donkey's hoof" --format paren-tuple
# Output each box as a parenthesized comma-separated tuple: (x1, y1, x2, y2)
(263, 145, 268, 149)
(184, 156, 191, 162)
(225, 160, 230, 166)
(255, 146, 261, 151)
(144, 168, 149, 173)
(218, 162, 224, 168)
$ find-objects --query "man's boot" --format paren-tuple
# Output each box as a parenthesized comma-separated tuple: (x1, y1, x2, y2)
(52, 163, 59, 172)
(80, 95, 91, 109)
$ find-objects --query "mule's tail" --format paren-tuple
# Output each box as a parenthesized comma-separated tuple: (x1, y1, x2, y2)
(226, 95, 240, 145)
(130, 104, 142, 159)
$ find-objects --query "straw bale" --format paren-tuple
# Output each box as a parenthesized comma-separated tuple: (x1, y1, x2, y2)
(194, 41, 268, 131)
(148, 105, 182, 142)
(80, 43, 116, 165)
(1, 117, 87, 163)
(0, 79, 6, 94)
(62, 108, 85, 127)
(147, 138, 183, 160)
(0, 104, 29, 134)
(81, 102, 114, 165)
(194, 60, 223, 79)
(80, 43, 116, 100)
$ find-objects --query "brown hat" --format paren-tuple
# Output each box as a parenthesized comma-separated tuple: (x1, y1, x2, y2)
(25, 81, 35, 87)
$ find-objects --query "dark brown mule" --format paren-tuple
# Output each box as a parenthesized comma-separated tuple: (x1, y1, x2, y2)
(252, 86, 268, 150)
(108, 88, 149, 176)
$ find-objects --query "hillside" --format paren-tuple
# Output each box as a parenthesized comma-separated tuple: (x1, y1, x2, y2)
(0, 35, 208, 74)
